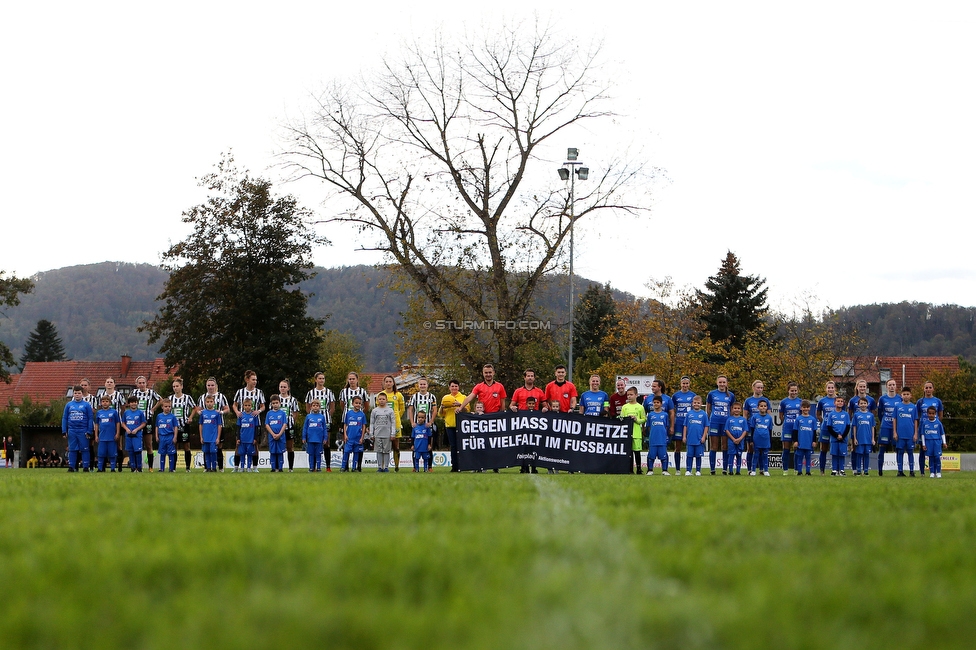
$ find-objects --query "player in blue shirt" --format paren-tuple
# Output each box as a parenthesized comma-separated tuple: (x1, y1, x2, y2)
(199, 395, 223, 472)
(303, 399, 328, 472)
(578, 375, 610, 417)
(671, 376, 697, 475)
(682, 396, 708, 476)
(155, 399, 179, 472)
(825, 396, 850, 475)
(851, 397, 876, 476)
(749, 401, 774, 476)
(815, 381, 839, 475)
(915, 381, 944, 476)
(893, 387, 918, 477)
(265, 395, 289, 473)
(342, 396, 367, 472)
(742, 380, 772, 478)
(412, 410, 432, 472)
(121, 396, 147, 472)
(793, 401, 818, 475)
(645, 396, 671, 475)
(777, 382, 802, 476)
(706, 375, 735, 475)
(643, 380, 676, 473)
(847, 379, 875, 476)
(94, 395, 121, 472)
(62, 386, 95, 472)
(876, 379, 900, 476)
(236, 398, 259, 472)
(723, 403, 748, 476)
(920, 406, 946, 478)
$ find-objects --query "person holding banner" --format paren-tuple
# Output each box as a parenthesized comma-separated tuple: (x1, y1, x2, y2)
(511, 369, 546, 473)
(458, 364, 507, 473)
(440, 380, 468, 472)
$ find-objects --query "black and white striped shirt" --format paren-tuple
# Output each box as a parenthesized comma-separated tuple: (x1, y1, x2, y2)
(169, 393, 197, 426)
(338, 387, 369, 422)
(82, 394, 99, 411)
(132, 389, 162, 419)
(408, 392, 438, 421)
(305, 387, 336, 424)
(96, 389, 127, 413)
(199, 392, 231, 413)
(232, 388, 264, 417)
(277, 394, 301, 427)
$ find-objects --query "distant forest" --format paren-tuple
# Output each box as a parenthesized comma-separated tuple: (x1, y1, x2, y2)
(2, 262, 975, 371)
(0, 262, 630, 371)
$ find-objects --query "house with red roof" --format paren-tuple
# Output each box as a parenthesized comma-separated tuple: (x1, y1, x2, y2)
(831, 356, 961, 395)
(2, 355, 172, 406)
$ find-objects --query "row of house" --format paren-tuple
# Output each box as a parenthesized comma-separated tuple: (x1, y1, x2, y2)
(0, 354, 962, 407)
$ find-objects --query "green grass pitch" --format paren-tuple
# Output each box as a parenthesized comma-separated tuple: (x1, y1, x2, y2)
(1, 469, 974, 649)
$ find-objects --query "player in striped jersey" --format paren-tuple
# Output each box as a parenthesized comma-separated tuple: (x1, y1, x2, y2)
(97, 377, 128, 472)
(198, 377, 232, 471)
(232, 371, 265, 472)
(132, 376, 162, 471)
(277, 379, 302, 472)
(305, 372, 336, 472)
(337, 372, 370, 471)
(168, 378, 197, 472)
(408, 377, 439, 471)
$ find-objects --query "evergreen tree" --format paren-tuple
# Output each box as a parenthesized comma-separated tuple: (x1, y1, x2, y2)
(697, 251, 769, 349)
(19, 319, 67, 369)
(141, 155, 328, 394)
(573, 283, 619, 366)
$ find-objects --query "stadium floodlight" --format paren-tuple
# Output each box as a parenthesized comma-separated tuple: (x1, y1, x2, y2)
(556, 148, 590, 384)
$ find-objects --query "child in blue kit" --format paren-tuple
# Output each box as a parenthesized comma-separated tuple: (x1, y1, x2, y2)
(265, 395, 289, 473)
(199, 395, 223, 472)
(851, 397, 876, 476)
(236, 398, 259, 473)
(645, 396, 670, 475)
(793, 400, 817, 475)
(342, 396, 367, 472)
(303, 399, 328, 472)
(682, 396, 708, 476)
(122, 396, 147, 472)
(921, 406, 946, 478)
(95, 395, 121, 472)
(825, 396, 850, 476)
(155, 399, 179, 472)
(724, 403, 748, 476)
(412, 410, 432, 472)
(893, 387, 918, 477)
(749, 401, 774, 476)
(778, 382, 802, 475)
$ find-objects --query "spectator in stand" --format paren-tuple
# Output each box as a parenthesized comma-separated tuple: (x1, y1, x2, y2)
(26, 446, 40, 468)
(50, 448, 64, 468)
(39, 447, 51, 467)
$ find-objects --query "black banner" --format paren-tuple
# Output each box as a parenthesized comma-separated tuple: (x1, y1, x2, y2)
(456, 410, 633, 473)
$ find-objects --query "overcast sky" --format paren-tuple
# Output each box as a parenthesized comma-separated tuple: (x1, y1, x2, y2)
(3, 0, 974, 314)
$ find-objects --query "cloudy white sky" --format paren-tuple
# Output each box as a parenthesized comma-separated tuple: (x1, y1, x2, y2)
(3, 0, 974, 314)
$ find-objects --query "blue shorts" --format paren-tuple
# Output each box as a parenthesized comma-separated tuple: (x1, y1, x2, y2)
(829, 441, 847, 456)
(709, 427, 723, 438)
(727, 442, 742, 455)
(819, 428, 831, 443)
(781, 429, 793, 443)
(97, 441, 116, 458)
(878, 427, 893, 445)
(671, 432, 684, 442)
(923, 439, 942, 456)
(124, 434, 142, 453)
(855, 444, 872, 456)
(687, 443, 704, 458)
(895, 438, 914, 452)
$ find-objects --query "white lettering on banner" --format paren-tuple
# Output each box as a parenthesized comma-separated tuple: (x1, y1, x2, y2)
(563, 439, 626, 455)
(551, 419, 582, 435)
(584, 422, 628, 439)
(487, 434, 543, 449)
(460, 419, 508, 434)
(461, 437, 487, 451)
(510, 416, 549, 431)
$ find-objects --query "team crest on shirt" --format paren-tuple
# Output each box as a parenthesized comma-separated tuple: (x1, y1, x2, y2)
(563, 393, 569, 399)
(492, 392, 498, 398)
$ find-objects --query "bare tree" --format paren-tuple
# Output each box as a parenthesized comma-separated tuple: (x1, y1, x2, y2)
(282, 21, 650, 383)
